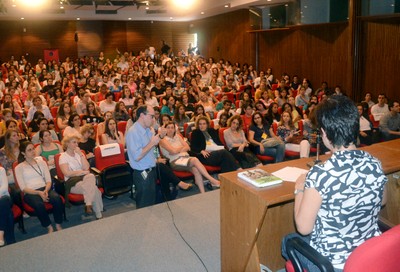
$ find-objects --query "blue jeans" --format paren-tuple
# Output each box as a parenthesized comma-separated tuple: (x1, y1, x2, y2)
(0, 196, 15, 245)
(281, 233, 343, 272)
(258, 142, 285, 162)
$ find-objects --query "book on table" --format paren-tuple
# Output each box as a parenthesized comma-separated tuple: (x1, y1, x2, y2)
(237, 169, 283, 188)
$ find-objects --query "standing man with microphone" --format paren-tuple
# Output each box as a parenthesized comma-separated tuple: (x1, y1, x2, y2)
(126, 105, 166, 208)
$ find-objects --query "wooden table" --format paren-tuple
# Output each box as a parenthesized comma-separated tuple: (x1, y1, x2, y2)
(219, 139, 400, 272)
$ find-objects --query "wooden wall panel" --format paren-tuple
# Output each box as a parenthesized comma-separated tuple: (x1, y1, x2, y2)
(0, 21, 77, 64)
(258, 23, 352, 97)
(193, 10, 255, 65)
(102, 21, 127, 59)
(360, 21, 400, 102)
(76, 21, 104, 58)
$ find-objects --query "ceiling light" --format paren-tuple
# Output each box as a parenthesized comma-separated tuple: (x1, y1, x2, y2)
(145, 6, 149, 9)
(21, 17, 24, 20)
(128, 17, 132, 20)
(267, 0, 271, 2)
(77, 18, 80, 20)
(225, 4, 229, 8)
(285, 4, 288, 7)
(201, 11, 205, 14)
(170, 17, 173, 20)
(19, 0, 47, 8)
(60, 6, 64, 9)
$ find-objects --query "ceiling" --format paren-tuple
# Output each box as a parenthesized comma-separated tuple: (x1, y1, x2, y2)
(0, 0, 289, 21)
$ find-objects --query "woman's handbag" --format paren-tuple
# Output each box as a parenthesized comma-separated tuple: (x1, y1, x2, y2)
(261, 137, 283, 147)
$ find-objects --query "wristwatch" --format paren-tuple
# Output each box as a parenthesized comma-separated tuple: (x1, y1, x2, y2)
(294, 189, 304, 195)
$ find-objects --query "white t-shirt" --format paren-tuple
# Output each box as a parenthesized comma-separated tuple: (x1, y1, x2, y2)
(59, 152, 83, 181)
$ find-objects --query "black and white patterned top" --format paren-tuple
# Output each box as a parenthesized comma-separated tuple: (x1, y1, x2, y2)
(305, 150, 387, 270)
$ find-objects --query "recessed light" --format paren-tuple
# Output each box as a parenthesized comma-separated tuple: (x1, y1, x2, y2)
(21, 17, 24, 20)
(12, 4, 16, 7)
(304, 5, 308, 8)
(128, 17, 132, 20)
(267, 0, 271, 2)
(60, 6, 64, 9)
(170, 17, 173, 20)
(201, 11, 204, 14)
(224, 4, 229, 8)
(77, 18, 80, 20)
(145, 6, 149, 9)
(285, 4, 288, 7)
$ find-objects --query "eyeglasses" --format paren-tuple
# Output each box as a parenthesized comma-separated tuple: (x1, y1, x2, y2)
(146, 114, 155, 118)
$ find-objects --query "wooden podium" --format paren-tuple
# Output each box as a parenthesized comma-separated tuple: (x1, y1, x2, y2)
(219, 159, 310, 271)
(220, 139, 400, 272)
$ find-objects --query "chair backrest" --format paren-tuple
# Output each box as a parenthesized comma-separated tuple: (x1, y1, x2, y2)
(51, 106, 59, 118)
(218, 127, 228, 148)
(369, 114, 379, 128)
(117, 121, 127, 135)
(54, 153, 65, 181)
(344, 224, 400, 272)
(94, 143, 126, 171)
(272, 122, 278, 135)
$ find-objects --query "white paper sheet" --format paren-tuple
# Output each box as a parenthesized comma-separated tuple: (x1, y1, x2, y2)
(271, 166, 309, 182)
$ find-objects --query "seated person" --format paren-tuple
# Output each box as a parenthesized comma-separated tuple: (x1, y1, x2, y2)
(31, 117, 59, 145)
(223, 115, 261, 168)
(190, 116, 240, 173)
(159, 121, 220, 193)
(100, 118, 125, 146)
(78, 124, 97, 166)
(357, 103, 374, 146)
(113, 101, 130, 122)
(216, 100, 236, 119)
(276, 111, 310, 158)
(82, 101, 104, 125)
(282, 95, 388, 271)
(0, 166, 16, 246)
(99, 92, 116, 114)
(248, 112, 285, 163)
(15, 141, 64, 233)
(379, 100, 400, 141)
(59, 134, 103, 219)
(63, 113, 83, 139)
(35, 130, 63, 177)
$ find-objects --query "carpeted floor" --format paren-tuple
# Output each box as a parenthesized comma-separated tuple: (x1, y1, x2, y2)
(1, 189, 221, 272)
(14, 181, 206, 243)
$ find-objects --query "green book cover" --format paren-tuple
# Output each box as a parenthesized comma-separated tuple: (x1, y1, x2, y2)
(238, 169, 283, 188)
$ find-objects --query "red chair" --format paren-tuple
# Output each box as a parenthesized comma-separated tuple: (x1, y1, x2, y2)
(218, 127, 228, 148)
(235, 100, 240, 109)
(117, 121, 127, 135)
(369, 114, 379, 129)
(225, 92, 234, 102)
(12, 161, 66, 222)
(91, 143, 133, 198)
(54, 153, 85, 204)
(12, 204, 26, 234)
(285, 224, 400, 272)
(50, 106, 59, 118)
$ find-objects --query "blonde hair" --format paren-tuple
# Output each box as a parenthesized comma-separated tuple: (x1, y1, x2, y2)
(61, 134, 81, 150)
(80, 124, 94, 135)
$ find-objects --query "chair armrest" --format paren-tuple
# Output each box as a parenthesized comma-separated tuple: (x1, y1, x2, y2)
(378, 216, 395, 233)
(90, 167, 101, 175)
(286, 236, 334, 272)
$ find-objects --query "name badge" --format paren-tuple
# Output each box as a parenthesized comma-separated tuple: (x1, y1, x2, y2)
(261, 133, 267, 139)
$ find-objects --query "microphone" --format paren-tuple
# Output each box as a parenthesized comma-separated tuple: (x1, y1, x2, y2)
(307, 129, 322, 168)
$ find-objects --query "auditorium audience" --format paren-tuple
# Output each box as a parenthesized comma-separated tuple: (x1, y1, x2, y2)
(1, 47, 398, 245)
